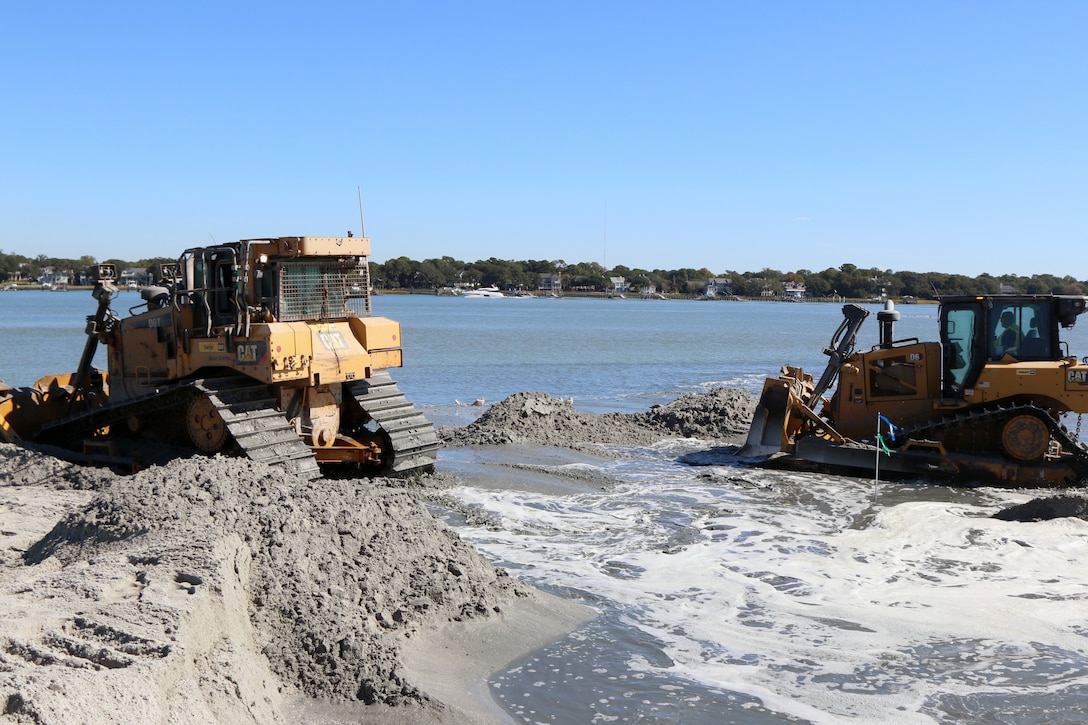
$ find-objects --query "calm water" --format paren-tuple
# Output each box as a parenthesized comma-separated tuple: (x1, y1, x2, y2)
(4, 289, 1088, 724)
(385, 293, 949, 427)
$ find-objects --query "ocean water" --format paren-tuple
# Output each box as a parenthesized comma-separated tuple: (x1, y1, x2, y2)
(4, 289, 1088, 723)
(384, 294, 944, 422)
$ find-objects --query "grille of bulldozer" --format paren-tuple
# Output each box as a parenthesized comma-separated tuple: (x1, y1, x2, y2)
(277, 260, 369, 321)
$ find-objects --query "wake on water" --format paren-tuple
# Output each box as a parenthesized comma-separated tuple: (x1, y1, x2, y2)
(437, 434, 1088, 724)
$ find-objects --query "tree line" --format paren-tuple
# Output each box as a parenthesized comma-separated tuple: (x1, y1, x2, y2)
(371, 256, 1086, 299)
(0, 251, 172, 284)
(3, 249, 1084, 300)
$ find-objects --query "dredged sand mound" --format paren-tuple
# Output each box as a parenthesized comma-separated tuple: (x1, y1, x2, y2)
(0, 447, 589, 724)
(441, 389, 758, 447)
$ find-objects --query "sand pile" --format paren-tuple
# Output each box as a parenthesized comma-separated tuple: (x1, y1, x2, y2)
(441, 388, 757, 448)
(0, 387, 754, 724)
(992, 494, 1088, 522)
(0, 446, 540, 724)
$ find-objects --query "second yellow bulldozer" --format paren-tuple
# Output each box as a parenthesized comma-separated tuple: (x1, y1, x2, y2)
(741, 295, 1088, 486)
(0, 236, 439, 479)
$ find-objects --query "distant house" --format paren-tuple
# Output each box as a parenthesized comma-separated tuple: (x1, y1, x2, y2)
(999, 283, 1018, 294)
(702, 277, 732, 298)
(451, 270, 475, 292)
(37, 267, 70, 288)
(120, 268, 151, 287)
(538, 273, 562, 294)
(609, 276, 629, 294)
(784, 282, 806, 300)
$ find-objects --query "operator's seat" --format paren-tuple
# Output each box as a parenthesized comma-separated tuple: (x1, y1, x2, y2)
(1020, 319, 1048, 357)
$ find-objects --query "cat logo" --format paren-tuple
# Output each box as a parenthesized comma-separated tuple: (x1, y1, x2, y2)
(236, 342, 266, 365)
(317, 330, 349, 351)
(1069, 369, 1088, 385)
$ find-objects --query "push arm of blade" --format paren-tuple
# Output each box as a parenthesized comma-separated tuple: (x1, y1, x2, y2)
(807, 304, 870, 406)
(793, 399, 848, 443)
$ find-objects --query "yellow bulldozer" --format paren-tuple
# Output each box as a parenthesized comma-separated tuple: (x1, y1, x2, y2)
(0, 236, 439, 479)
(741, 295, 1088, 486)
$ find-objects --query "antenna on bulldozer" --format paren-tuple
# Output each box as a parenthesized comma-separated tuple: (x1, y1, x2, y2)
(357, 186, 366, 238)
(357, 185, 373, 316)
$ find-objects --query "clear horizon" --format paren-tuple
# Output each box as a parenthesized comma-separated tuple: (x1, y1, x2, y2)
(3, 2, 1085, 278)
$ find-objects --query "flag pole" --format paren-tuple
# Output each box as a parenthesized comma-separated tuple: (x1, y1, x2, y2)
(875, 412, 881, 483)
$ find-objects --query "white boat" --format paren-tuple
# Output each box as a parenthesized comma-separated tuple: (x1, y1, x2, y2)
(462, 286, 505, 298)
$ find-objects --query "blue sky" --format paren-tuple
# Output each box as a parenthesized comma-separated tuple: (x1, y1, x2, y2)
(2, 2, 1085, 277)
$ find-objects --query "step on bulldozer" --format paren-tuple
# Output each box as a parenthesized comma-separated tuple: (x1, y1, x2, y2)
(740, 295, 1088, 487)
(0, 236, 439, 479)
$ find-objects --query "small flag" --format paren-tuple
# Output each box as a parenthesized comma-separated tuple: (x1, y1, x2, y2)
(877, 433, 891, 456)
(878, 414, 897, 442)
(876, 414, 897, 458)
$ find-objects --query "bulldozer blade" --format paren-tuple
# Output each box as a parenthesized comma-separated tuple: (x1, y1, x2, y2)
(0, 382, 57, 444)
(0, 384, 18, 444)
(738, 379, 793, 458)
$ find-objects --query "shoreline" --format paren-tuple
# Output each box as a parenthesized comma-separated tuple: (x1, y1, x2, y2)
(0, 441, 598, 725)
(281, 592, 595, 725)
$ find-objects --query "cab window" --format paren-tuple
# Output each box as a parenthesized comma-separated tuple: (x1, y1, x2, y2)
(943, 307, 979, 393)
(991, 303, 1051, 360)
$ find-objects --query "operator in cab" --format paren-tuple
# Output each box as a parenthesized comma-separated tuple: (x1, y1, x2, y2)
(993, 310, 1022, 358)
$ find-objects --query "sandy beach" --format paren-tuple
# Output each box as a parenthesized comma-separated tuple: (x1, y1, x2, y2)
(0, 389, 756, 724)
(0, 445, 593, 725)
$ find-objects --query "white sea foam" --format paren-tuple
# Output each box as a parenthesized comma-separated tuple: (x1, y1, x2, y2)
(449, 448, 1088, 722)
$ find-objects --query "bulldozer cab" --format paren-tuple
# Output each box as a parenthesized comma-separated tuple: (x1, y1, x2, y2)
(174, 238, 373, 336)
(939, 295, 1087, 397)
(176, 246, 241, 333)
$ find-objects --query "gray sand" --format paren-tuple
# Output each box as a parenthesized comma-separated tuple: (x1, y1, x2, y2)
(441, 388, 756, 447)
(0, 388, 756, 724)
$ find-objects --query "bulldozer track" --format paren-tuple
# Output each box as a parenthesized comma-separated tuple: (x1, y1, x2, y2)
(897, 402, 1088, 479)
(39, 385, 190, 444)
(348, 371, 439, 475)
(39, 377, 323, 480)
(35, 372, 437, 478)
(192, 377, 322, 481)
